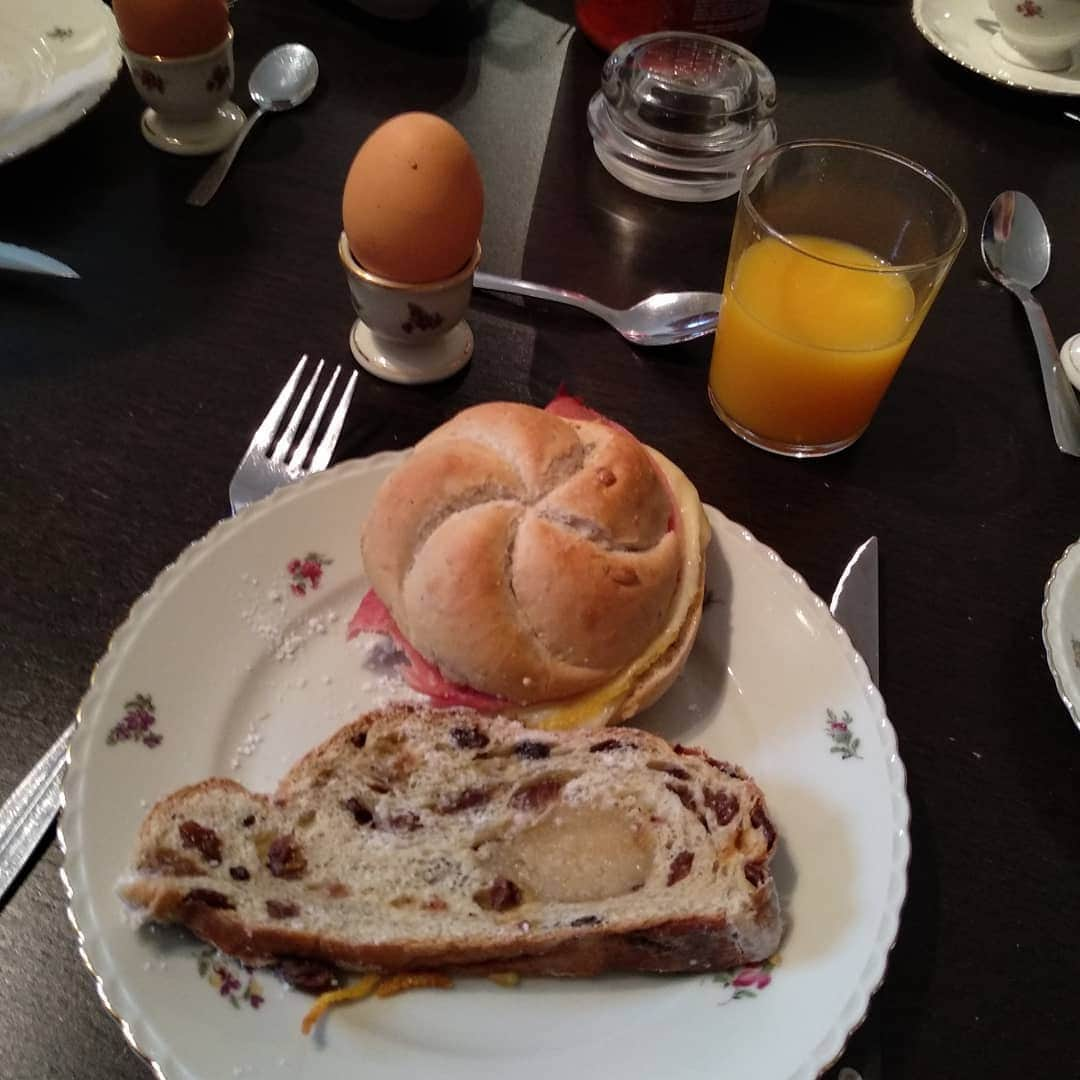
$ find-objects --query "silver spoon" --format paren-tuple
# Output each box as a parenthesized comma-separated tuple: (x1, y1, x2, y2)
(981, 190, 1080, 456)
(186, 43, 319, 207)
(473, 271, 721, 347)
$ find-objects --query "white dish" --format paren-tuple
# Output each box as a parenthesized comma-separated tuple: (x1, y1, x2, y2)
(1042, 538, 1080, 732)
(0, 0, 121, 163)
(61, 452, 910, 1080)
(912, 0, 1080, 95)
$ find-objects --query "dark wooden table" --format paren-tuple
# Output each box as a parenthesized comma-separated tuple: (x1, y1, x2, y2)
(2, 1, 1078, 1076)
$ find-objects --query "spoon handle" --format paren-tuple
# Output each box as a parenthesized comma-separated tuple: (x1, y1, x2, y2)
(186, 107, 267, 208)
(1018, 289, 1080, 456)
(473, 272, 615, 320)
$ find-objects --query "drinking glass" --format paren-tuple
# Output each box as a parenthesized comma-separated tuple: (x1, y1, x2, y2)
(708, 140, 967, 457)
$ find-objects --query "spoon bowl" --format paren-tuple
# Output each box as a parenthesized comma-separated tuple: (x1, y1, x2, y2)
(187, 43, 319, 207)
(981, 190, 1051, 290)
(981, 190, 1080, 456)
(473, 272, 721, 347)
(250, 43, 320, 112)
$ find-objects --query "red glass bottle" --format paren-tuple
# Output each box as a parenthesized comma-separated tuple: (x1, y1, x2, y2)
(574, 0, 771, 52)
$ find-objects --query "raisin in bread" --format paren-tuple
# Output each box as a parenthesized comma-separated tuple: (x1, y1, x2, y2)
(121, 705, 782, 975)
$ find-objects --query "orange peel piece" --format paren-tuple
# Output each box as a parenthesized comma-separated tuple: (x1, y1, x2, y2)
(374, 972, 454, 997)
(301, 974, 380, 1035)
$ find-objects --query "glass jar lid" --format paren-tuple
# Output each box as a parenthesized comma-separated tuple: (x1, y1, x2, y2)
(587, 31, 777, 202)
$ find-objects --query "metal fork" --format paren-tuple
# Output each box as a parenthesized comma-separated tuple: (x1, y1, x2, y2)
(229, 354, 358, 514)
(0, 354, 357, 907)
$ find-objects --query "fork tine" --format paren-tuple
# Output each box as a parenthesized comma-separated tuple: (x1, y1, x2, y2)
(288, 364, 340, 471)
(309, 369, 357, 472)
(270, 357, 325, 464)
(246, 354, 308, 455)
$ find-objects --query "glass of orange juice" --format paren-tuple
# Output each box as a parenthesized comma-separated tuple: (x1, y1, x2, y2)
(708, 140, 967, 457)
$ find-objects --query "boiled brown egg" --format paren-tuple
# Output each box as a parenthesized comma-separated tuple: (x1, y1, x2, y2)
(113, 0, 230, 58)
(342, 112, 484, 285)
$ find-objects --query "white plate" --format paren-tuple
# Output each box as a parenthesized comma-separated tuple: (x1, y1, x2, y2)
(1042, 539, 1080, 732)
(61, 453, 910, 1080)
(912, 0, 1080, 95)
(0, 0, 121, 163)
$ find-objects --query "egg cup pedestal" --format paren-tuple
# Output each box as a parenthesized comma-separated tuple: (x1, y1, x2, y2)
(339, 234, 481, 385)
(121, 30, 244, 155)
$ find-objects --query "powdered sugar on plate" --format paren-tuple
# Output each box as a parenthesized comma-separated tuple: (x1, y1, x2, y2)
(238, 579, 341, 664)
(215, 578, 423, 785)
(230, 714, 269, 771)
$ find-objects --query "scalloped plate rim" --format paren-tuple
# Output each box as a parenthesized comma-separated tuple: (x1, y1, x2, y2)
(1041, 537, 1080, 733)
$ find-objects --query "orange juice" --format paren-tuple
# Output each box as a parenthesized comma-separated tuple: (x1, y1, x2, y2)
(708, 234, 918, 450)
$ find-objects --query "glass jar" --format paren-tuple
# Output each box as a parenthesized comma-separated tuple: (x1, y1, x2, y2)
(587, 31, 777, 202)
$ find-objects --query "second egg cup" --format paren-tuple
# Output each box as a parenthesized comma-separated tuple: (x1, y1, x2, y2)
(121, 29, 245, 155)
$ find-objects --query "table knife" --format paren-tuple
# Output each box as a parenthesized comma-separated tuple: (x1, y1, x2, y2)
(0, 241, 79, 279)
(830, 536, 882, 1080)
(830, 536, 879, 685)
(0, 721, 75, 905)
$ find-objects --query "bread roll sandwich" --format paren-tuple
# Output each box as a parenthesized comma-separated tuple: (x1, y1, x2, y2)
(351, 397, 710, 730)
(121, 705, 782, 976)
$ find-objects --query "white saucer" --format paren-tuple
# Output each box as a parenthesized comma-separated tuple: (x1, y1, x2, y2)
(349, 318, 473, 384)
(912, 0, 1080, 94)
(140, 102, 245, 156)
(1042, 539, 1080, 733)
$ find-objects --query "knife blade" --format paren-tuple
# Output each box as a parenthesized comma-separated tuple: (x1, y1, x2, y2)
(830, 537, 882, 1080)
(0, 720, 75, 906)
(829, 536, 879, 684)
(0, 241, 79, 279)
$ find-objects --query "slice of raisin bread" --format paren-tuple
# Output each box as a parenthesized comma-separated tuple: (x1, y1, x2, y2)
(121, 705, 782, 975)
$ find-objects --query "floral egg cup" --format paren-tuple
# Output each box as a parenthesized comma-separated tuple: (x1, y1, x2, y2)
(338, 233, 481, 385)
(121, 29, 244, 155)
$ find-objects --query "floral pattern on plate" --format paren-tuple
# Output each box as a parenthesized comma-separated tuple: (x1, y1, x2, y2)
(825, 708, 861, 760)
(715, 955, 779, 1001)
(288, 553, 332, 596)
(105, 693, 163, 748)
(197, 948, 265, 1010)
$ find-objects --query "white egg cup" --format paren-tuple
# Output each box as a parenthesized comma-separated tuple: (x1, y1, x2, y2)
(121, 29, 245, 155)
(989, 0, 1080, 71)
(338, 233, 481, 385)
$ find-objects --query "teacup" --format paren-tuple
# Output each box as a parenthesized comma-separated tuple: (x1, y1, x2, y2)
(989, 0, 1080, 71)
(338, 233, 481, 385)
(121, 29, 245, 154)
